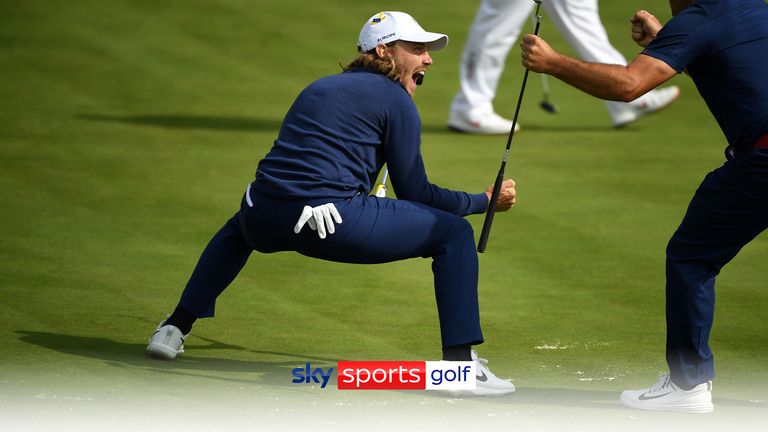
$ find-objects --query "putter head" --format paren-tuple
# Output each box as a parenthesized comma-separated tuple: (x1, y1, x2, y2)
(539, 100, 558, 114)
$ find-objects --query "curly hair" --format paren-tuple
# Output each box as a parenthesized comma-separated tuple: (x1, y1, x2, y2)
(342, 42, 403, 82)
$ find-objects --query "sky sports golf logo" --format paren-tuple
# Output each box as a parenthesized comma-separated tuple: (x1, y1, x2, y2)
(292, 361, 476, 391)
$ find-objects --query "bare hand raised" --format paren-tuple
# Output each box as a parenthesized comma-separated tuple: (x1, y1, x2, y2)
(631, 10, 662, 48)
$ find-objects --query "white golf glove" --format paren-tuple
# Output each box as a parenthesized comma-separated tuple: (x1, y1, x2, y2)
(293, 203, 342, 239)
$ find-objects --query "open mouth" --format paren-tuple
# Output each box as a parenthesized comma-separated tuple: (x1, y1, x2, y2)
(413, 70, 425, 86)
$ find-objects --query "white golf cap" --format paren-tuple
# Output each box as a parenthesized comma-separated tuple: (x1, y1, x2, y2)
(358, 11, 448, 53)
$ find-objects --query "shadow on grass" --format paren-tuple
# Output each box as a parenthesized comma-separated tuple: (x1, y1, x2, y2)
(77, 115, 620, 136)
(78, 114, 283, 133)
(14, 331, 766, 410)
(15, 330, 336, 388)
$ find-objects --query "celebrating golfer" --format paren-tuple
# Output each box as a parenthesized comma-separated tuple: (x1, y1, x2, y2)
(521, 0, 768, 412)
(146, 11, 517, 395)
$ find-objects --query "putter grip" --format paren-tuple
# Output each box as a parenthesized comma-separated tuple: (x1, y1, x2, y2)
(477, 170, 505, 253)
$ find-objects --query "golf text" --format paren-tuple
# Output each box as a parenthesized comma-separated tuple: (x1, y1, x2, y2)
(337, 361, 475, 390)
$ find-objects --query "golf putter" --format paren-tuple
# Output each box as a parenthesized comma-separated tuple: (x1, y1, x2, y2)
(477, 0, 543, 253)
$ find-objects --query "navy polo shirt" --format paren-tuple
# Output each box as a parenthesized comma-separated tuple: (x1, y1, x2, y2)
(642, 0, 768, 148)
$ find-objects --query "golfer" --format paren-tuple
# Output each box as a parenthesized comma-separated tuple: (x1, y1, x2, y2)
(147, 11, 517, 395)
(521, 0, 768, 412)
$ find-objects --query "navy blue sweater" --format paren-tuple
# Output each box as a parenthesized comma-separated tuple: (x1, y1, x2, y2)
(643, 0, 768, 148)
(253, 69, 488, 216)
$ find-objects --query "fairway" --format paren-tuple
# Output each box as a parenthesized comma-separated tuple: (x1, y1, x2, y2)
(1, 1, 766, 430)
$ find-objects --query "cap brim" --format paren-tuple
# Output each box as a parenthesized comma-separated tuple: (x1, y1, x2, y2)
(401, 31, 449, 51)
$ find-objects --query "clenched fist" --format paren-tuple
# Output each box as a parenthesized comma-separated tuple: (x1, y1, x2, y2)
(630, 10, 663, 48)
(486, 179, 517, 212)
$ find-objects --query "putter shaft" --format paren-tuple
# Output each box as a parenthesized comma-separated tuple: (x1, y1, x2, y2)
(477, 1, 542, 253)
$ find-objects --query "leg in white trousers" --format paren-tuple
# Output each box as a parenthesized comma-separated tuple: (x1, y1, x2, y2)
(449, 0, 679, 130)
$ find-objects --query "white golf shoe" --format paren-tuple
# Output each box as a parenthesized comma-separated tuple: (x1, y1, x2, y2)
(620, 374, 713, 413)
(449, 109, 521, 135)
(147, 319, 188, 360)
(466, 350, 516, 396)
(610, 85, 681, 128)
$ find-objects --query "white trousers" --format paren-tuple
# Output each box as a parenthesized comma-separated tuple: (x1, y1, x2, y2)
(452, 0, 637, 120)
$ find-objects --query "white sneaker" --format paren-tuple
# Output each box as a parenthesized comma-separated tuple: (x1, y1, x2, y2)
(449, 109, 521, 135)
(620, 374, 713, 413)
(467, 350, 516, 396)
(147, 319, 188, 360)
(610, 86, 680, 128)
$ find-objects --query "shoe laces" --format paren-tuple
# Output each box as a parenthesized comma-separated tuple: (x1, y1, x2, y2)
(650, 374, 675, 394)
(472, 350, 512, 383)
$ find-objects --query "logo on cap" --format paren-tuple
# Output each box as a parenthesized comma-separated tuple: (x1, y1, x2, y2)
(371, 12, 386, 25)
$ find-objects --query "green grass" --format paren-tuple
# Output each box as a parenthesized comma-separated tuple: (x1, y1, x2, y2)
(1, 0, 767, 422)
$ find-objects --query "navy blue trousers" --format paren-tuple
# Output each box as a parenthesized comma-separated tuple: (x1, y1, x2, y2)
(176, 187, 483, 349)
(666, 148, 768, 388)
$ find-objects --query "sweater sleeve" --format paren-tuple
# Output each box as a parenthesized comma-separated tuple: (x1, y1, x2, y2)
(382, 91, 488, 216)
